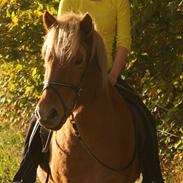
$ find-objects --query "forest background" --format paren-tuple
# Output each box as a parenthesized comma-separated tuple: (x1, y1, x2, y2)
(0, 0, 182, 182)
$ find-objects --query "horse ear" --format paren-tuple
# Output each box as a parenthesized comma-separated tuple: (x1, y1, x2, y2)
(43, 11, 57, 30)
(80, 13, 93, 36)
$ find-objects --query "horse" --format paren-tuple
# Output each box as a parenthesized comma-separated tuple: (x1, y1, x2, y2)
(35, 12, 163, 183)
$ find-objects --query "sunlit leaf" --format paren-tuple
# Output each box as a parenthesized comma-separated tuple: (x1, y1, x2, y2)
(11, 11, 18, 25)
(0, 0, 7, 8)
(174, 140, 182, 149)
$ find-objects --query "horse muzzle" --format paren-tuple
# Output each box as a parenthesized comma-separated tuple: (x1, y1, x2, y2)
(35, 105, 66, 131)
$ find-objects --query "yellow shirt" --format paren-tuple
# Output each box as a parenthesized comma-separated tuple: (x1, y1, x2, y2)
(58, 0, 131, 68)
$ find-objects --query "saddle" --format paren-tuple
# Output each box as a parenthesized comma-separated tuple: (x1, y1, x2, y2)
(13, 79, 164, 183)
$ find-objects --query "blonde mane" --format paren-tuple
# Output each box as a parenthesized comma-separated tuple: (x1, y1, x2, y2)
(42, 12, 107, 83)
(42, 13, 82, 63)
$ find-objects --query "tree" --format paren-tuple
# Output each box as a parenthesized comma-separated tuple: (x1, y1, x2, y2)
(128, 0, 183, 181)
(0, 0, 59, 125)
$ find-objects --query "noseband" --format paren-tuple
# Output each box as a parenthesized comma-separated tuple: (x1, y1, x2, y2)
(41, 80, 82, 128)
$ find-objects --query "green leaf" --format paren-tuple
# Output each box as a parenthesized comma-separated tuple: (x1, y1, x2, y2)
(11, 11, 18, 25)
(174, 140, 182, 149)
(0, 0, 7, 8)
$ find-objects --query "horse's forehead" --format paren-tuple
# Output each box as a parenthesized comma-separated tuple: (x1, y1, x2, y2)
(54, 26, 83, 64)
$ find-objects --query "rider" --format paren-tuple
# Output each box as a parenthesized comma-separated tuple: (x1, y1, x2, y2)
(58, 0, 132, 85)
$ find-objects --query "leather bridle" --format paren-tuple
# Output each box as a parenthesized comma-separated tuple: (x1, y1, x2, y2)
(35, 33, 99, 183)
(41, 80, 82, 130)
(37, 32, 97, 130)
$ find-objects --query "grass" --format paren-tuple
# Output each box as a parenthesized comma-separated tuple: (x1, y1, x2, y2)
(0, 121, 24, 182)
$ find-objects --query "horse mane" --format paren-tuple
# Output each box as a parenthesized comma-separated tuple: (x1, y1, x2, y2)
(42, 12, 108, 85)
(93, 31, 108, 86)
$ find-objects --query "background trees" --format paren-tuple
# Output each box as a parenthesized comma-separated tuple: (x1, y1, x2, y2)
(0, 0, 182, 182)
(128, 1, 183, 181)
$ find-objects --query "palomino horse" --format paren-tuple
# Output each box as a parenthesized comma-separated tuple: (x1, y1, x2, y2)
(36, 12, 162, 183)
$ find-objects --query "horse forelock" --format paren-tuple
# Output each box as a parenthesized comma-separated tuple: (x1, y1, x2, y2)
(42, 13, 82, 65)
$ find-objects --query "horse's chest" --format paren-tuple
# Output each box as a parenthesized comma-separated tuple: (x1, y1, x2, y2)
(49, 128, 115, 183)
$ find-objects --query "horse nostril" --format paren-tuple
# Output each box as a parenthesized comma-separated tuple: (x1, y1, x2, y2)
(48, 108, 58, 120)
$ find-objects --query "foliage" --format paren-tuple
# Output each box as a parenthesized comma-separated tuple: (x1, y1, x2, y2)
(0, 0, 59, 126)
(127, 0, 183, 181)
(0, 0, 182, 182)
(0, 120, 24, 182)
(0, 0, 59, 180)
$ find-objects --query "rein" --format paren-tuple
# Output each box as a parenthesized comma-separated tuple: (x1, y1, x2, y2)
(71, 117, 137, 174)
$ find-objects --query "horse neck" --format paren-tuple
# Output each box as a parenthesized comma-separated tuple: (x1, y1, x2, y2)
(78, 60, 110, 107)
(75, 63, 132, 133)
(70, 70, 135, 167)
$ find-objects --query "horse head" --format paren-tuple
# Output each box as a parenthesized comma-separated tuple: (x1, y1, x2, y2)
(36, 12, 107, 130)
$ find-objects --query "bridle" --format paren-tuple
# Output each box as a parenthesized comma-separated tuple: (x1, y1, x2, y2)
(35, 30, 98, 130)
(41, 80, 82, 129)
(36, 32, 96, 130)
